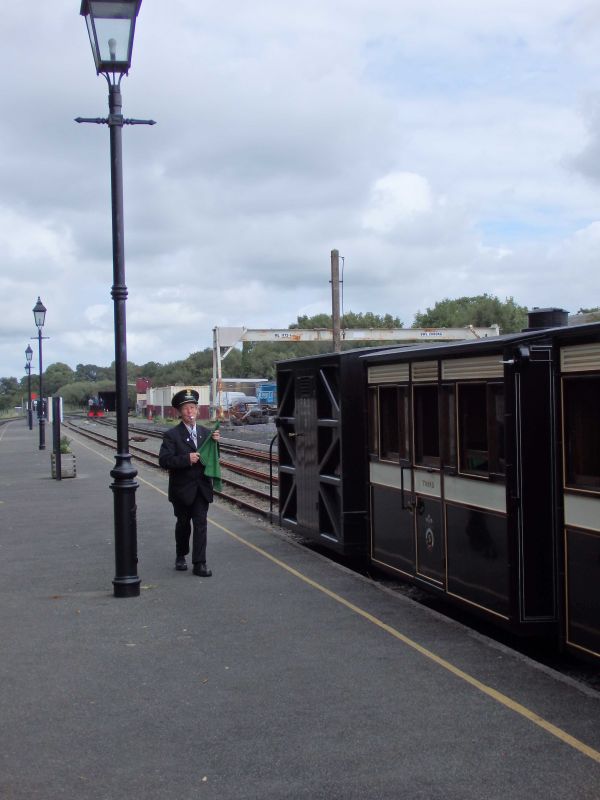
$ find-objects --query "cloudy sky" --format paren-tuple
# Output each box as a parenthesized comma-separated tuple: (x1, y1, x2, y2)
(2, 0, 600, 380)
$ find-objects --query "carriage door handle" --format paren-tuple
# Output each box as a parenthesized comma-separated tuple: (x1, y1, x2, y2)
(400, 469, 415, 512)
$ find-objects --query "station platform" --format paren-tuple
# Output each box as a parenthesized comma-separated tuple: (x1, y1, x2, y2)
(1, 419, 599, 800)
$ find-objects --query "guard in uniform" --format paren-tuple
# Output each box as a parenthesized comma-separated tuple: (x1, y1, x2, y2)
(158, 389, 220, 576)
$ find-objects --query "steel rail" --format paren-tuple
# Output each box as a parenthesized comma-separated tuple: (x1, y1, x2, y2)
(86, 416, 280, 463)
(63, 420, 275, 517)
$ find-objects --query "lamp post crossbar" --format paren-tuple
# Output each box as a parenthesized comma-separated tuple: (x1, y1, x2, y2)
(75, 116, 156, 126)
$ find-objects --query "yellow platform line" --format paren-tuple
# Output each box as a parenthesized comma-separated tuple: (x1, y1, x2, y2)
(211, 520, 600, 764)
(72, 433, 600, 765)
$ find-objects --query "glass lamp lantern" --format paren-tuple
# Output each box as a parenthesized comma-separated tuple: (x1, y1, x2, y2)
(80, 0, 142, 75)
(25, 345, 33, 363)
(33, 297, 47, 329)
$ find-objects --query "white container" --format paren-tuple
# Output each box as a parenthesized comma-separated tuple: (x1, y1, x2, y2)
(51, 453, 76, 479)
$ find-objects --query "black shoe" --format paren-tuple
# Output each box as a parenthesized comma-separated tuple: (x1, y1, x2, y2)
(175, 556, 188, 571)
(193, 563, 212, 577)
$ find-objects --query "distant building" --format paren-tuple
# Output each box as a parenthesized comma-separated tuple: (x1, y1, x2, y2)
(145, 385, 210, 420)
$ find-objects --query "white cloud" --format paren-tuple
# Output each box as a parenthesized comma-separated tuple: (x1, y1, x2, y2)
(362, 172, 435, 233)
(0, 207, 75, 266)
(84, 305, 111, 328)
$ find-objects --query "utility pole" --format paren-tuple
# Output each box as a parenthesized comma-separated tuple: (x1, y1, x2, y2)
(331, 249, 341, 353)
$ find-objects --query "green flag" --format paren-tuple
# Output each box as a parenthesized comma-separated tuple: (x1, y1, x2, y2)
(198, 420, 222, 491)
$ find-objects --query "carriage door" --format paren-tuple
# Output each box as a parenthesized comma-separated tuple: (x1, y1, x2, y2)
(561, 343, 600, 659)
(412, 364, 445, 586)
(513, 346, 556, 621)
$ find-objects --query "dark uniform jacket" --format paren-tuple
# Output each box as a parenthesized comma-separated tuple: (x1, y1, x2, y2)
(158, 422, 214, 506)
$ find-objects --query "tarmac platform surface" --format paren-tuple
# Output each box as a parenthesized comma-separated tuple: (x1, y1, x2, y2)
(1, 419, 599, 800)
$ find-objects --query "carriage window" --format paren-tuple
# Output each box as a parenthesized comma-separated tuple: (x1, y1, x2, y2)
(441, 384, 457, 470)
(414, 385, 440, 468)
(368, 387, 379, 457)
(458, 383, 505, 477)
(564, 376, 600, 491)
(489, 384, 505, 476)
(379, 386, 400, 461)
(398, 386, 409, 462)
(375, 385, 409, 462)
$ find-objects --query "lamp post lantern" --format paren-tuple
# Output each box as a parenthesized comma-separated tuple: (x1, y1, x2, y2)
(32, 297, 47, 450)
(25, 345, 33, 431)
(78, 0, 153, 598)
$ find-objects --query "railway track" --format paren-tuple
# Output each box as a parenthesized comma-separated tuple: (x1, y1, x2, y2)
(88, 416, 278, 461)
(90, 416, 279, 484)
(63, 418, 278, 519)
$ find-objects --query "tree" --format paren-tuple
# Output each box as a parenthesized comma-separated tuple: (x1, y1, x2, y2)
(138, 361, 162, 379)
(576, 307, 600, 322)
(59, 380, 112, 408)
(342, 311, 403, 329)
(183, 350, 213, 380)
(153, 365, 194, 386)
(0, 377, 19, 396)
(75, 363, 99, 382)
(237, 342, 288, 379)
(292, 313, 333, 329)
(221, 348, 243, 378)
(0, 377, 20, 411)
(413, 295, 528, 334)
(44, 363, 75, 395)
(292, 311, 403, 330)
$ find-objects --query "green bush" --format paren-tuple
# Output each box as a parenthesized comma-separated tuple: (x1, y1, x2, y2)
(59, 436, 72, 454)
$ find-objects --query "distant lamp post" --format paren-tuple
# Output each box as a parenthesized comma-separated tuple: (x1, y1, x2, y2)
(25, 345, 33, 431)
(78, 0, 154, 598)
(32, 297, 47, 450)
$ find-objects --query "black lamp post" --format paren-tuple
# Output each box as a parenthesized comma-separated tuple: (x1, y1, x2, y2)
(32, 297, 47, 450)
(25, 345, 33, 431)
(78, 0, 153, 598)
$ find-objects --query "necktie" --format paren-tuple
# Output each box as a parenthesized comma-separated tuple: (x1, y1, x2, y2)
(191, 428, 197, 447)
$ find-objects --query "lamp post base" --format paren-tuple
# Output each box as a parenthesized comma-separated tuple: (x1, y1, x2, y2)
(113, 576, 141, 598)
(110, 456, 140, 598)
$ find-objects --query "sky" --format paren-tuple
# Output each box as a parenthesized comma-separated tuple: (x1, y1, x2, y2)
(2, 0, 600, 380)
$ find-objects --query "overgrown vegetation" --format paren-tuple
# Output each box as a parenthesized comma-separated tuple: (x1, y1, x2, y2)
(59, 436, 72, 454)
(413, 294, 528, 332)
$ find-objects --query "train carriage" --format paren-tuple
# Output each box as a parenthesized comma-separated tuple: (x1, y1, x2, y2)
(276, 310, 600, 660)
(366, 317, 560, 640)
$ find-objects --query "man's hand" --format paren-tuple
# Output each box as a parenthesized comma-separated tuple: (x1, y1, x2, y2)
(189, 452, 200, 464)
(211, 431, 221, 441)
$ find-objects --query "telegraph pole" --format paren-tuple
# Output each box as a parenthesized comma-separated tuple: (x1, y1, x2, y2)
(331, 249, 341, 353)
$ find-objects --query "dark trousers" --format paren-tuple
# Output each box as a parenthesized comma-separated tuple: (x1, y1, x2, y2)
(172, 490, 209, 564)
